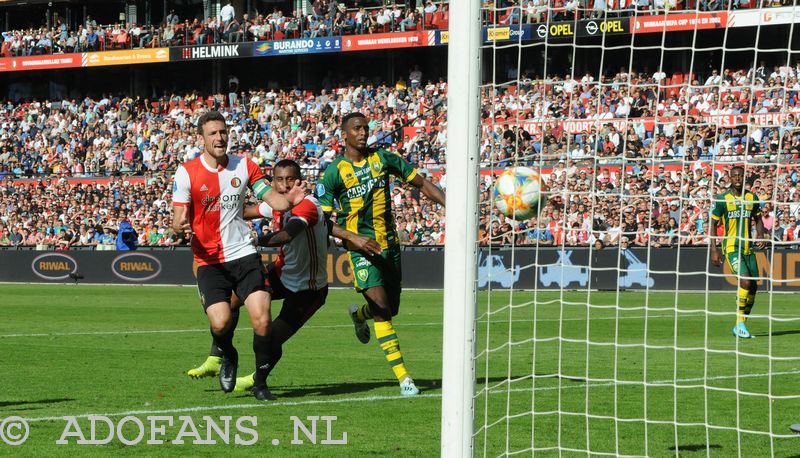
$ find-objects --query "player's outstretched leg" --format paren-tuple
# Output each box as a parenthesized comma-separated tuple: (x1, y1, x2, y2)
(745, 282, 757, 321)
(249, 287, 327, 398)
(251, 332, 277, 401)
(188, 308, 240, 378)
(246, 290, 277, 401)
(207, 304, 239, 393)
(365, 288, 419, 396)
(251, 319, 295, 400)
(212, 321, 238, 393)
(349, 303, 371, 344)
(373, 319, 419, 396)
(732, 280, 754, 339)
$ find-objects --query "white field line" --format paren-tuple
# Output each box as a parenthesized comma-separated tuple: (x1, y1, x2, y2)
(0, 314, 707, 338)
(4, 312, 800, 339)
(23, 369, 800, 423)
(0, 329, 208, 338)
(6, 282, 800, 295)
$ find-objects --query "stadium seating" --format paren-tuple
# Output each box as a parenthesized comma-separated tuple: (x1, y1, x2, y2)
(1, 57, 799, 249)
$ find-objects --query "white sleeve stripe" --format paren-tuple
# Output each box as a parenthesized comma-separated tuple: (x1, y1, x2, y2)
(258, 202, 273, 217)
(172, 166, 192, 204)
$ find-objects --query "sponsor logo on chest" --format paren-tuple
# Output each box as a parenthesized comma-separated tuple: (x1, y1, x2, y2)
(199, 173, 245, 211)
(727, 209, 751, 219)
(345, 176, 386, 200)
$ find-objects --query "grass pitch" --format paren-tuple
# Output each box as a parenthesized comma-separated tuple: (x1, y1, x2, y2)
(1, 284, 799, 456)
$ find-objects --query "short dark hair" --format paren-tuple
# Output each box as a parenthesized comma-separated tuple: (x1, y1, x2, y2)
(730, 165, 745, 175)
(197, 111, 226, 135)
(341, 112, 366, 130)
(273, 159, 301, 178)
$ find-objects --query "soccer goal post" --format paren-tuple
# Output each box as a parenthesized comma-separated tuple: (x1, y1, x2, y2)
(441, 0, 483, 456)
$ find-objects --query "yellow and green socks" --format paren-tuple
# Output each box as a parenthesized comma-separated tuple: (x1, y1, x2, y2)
(736, 287, 749, 324)
(744, 291, 755, 317)
(374, 320, 409, 382)
(356, 303, 373, 322)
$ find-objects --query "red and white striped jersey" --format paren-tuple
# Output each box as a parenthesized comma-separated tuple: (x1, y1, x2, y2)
(272, 196, 328, 292)
(172, 154, 265, 266)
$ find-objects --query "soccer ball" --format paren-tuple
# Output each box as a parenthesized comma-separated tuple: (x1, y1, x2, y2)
(493, 167, 542, 221)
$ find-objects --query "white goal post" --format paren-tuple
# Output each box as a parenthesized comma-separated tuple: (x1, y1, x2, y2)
(441, 0, 482, 456)
(441, 1, 800, 456)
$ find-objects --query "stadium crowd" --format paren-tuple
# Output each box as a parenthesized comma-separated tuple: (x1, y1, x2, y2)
(1, 58, 800, 249)
(490, 0, 793, 24)
(2, 0, 794, 57)
(0, 0, 451, 57)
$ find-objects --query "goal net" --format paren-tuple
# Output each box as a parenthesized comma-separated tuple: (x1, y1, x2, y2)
(445, 1, 800, 456)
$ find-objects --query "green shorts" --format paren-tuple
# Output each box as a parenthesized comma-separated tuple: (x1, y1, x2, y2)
(349, 246, 402, 294)
(726, 251, 759, 278)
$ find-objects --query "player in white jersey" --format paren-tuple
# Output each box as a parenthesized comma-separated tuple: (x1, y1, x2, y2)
(172, 111, 305, 401)
(190, 160, 334, 397)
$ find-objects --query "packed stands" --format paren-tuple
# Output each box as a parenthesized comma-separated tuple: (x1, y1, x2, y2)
(1, 57, 799, 248)
(0, 1, 451, 57)
(1, 0, 792, 57)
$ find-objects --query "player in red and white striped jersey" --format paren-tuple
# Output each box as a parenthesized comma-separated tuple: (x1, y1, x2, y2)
(233, 159, 332, 393)
(171, 111, 305, 401)
(264, 166, 328, 293)
(190, 160, 350, 396)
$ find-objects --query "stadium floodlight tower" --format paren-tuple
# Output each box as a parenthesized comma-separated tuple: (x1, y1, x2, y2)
(441, 0, 482, 456)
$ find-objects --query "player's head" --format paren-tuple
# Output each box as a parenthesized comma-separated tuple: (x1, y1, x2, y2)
(730, 165, 745, 193)
(197, 111, 228, 159)
(272, 159, 301, 194)
(341, 112, 368, 151)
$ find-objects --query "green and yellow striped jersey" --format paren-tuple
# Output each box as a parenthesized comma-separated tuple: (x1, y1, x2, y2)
(710, 190, 762, 255)
(317, 148, 418, 250)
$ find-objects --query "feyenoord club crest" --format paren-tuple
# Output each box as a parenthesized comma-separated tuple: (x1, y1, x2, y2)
(230, 177, 242, 188)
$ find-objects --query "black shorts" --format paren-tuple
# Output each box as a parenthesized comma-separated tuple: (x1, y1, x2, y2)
(267, 265, 328, 331)
(196, 253, 270, 311)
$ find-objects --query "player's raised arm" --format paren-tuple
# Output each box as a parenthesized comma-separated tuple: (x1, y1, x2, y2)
(246, 152, 307, 212)
(381, 148, 446, 207)
(243, 203, 269, 221)
(251, 178, 293, 212)
(258, 218, 307, 247)
(409, 173, 446, 208)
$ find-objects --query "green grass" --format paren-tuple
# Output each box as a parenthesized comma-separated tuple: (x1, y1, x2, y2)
(1, 285, 799, 456)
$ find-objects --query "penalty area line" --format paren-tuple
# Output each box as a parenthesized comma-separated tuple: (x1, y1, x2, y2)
(24, 369, 799, 423)
(25, 392, 440, 423)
